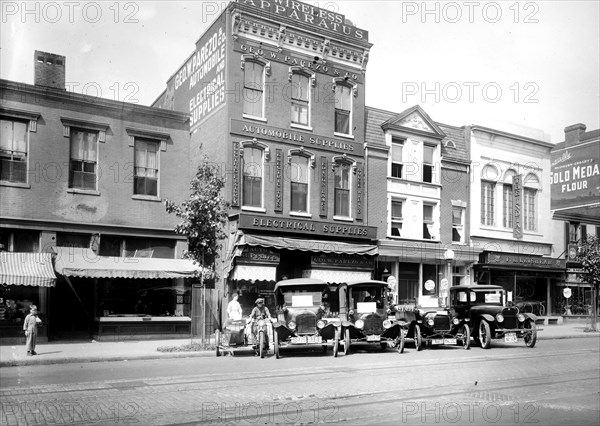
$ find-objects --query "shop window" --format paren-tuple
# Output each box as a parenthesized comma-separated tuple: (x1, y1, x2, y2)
(481, 181, 495, 226)
(0, 119, 28, 183)
(423, 204, 435, 239)
(0, 229, 40, 252)
(134, 138, 159, 197)
(242, 146, 264, 208)
(423, 144, 435, 183)
(69, 128, 98, 191)
(290, 154, 309, 212)
(333, 160, 351, 217)
(243, 61, 265, 119)
(391, 200, 403, 236)
(452, 206, 464, 243)
(290, 71, 310, 126)
(391, 138, 404, 178)
(334, 84, 352, 135)
(0, 285, 43, 325)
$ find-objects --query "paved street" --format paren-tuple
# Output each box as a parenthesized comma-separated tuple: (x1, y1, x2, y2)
(1, 339, 599, 425)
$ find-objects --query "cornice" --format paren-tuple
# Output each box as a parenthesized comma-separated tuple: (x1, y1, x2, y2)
(469, 125, 553, 148)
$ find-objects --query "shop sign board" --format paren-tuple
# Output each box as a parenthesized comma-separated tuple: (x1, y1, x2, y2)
(482, 251, 566, 270)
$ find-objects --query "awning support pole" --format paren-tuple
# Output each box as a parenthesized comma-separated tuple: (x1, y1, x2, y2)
(64, 276, 93, 323)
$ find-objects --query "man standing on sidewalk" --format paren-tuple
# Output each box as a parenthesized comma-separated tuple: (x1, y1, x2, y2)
(23, 305, 42, 356)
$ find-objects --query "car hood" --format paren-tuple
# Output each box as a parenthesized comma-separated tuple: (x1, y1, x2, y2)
(469, 304, 504, 315)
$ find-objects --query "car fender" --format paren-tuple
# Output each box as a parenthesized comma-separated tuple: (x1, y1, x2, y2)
(480, 314, 495, 323)
(523, 313, 537, 321)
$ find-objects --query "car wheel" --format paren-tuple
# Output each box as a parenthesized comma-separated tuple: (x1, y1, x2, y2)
(462, 324, 471, 350)
(215, 330, 221, 357)
(333, 329, 339, 358)
(479, 320, 491, 349)
(344, 328, 351, 355)
(414, 324, 423, 351)
(524, 320, 537, 348)
(274, 329, 280, 359)
(397, 329, 405, 354)
(259, 331, 265, 359)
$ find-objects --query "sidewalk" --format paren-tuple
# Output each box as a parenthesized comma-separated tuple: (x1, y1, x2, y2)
(1, 322, 598, 367)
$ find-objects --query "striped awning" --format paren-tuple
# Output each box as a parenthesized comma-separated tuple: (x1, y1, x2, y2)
(0, 252, 57, 287)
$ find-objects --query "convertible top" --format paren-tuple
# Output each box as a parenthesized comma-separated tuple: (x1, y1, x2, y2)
(450, 285, 504, 292)
(345, 280, 389, 287)
(274, 278, 328, 291)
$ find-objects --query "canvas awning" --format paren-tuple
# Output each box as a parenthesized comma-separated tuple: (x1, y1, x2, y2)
(52, 247, 203, 279)
(0, 252, 57, 287)
(302, 269, 372, 283)
(231, 264, 277, 281)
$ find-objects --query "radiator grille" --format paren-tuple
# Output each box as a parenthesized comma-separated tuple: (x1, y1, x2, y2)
(296, 312, 316, 334)
(363, 314, 383, 335)
(502, 308, 518, 329)
(433, 315, 451, 332)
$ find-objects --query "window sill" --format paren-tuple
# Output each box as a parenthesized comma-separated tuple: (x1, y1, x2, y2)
(333, 215, 354, 222)
(334, 132, 354, 140)
(67, 188, 100, 196)
(290, 211, 312, 218)
(242, 206, 266, 213)
(291, 123, 312, 132)
(0, 181, 30, 189)
(243, 114, 267, 123)
(132, 194, 162, 202)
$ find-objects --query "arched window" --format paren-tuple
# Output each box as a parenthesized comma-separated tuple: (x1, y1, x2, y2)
(289, 68, 314, 127)
(502, 169, 517, 228)
(333, 79, 355, 136)
(480, 164, 499, 226)
(524, 173, 540, 231)
(290, 154, 310, 212)
(242, 59, 266, 118)
(242, 146, 264, 208)
(333, 157, 353, 217)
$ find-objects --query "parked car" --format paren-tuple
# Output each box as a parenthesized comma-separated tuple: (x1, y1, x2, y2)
(272, 278, 341, 358)
(449, 285, 538, 349)
(412, 308, 471, 350)
(340, 280, 405, 354)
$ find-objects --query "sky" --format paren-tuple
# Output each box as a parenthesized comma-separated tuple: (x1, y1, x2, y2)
(1, 0, 599, 143)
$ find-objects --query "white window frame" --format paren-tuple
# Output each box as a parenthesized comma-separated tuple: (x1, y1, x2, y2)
(391, 138, 404, 179)
(133, 138, 161, 199)
(422, 203, 437, 240)
(241, 141, 269, 211)
(241, 55, 271, 121)
(332, 78, 357, 138)
(452, 206, 465, 243)
(332, 156, 354, 220)
(390, 198, 404, 237)
(288, 148, 315, 215)
(289, 67, 315, 130)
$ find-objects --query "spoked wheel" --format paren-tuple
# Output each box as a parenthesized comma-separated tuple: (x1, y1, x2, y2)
(322, 344, 328, 353)
(523, 320, 537, 348)
(344, 328, 351, 355)
(414, 324, 423, 351)
(380, 342, 387, 351)
(259, 331, 265, 358)
(461, 324, 471, 350)
(396, 329, 405, 354)
(479, 320, 491, 349)
(215, 330, 221, 357)
(274, 330, 280, 359)
(333, 328, 340, 358)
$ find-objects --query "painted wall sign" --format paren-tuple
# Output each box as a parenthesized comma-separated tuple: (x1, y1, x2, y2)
(235, 0, 368, 41)
(238, 213, 377, 240)
(236, 43, 362, 82)
(275, 149, 283, 212)
(230, 119, 363, 155)
(551, 141, 600, 210)
(482, 251, 566, 270)
(232, 141, 240, 207)
(320, 156, 328, 217)
(239, 246, 280, 264)
(355, 162, 364, 221)
(512, 174, 523, 239)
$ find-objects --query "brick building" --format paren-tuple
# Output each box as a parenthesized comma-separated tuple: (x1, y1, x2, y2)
(0, 51, 197, 342)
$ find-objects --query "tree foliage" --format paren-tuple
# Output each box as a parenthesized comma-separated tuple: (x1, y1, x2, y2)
(577, 235, 600, 288)
(165, 156, 229, 277)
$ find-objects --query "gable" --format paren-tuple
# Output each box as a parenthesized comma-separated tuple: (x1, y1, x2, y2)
(380, 105, 446, 139)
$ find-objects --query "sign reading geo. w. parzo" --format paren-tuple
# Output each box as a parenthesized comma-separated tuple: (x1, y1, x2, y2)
(550, 141, 600, 210)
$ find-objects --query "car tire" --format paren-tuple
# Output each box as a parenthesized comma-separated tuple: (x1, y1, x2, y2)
(215, 330, 221, 357)
(259, 331, 265, 358)
(274, 329, 280, 359)
(344, 328, 351, 355)
(524, 320, 537, 348)
(333, 329, 339, 358)
(414, 324, 423, 351)
(479, 320, 491, 349)
(461, 324, 471, 350)
(397, 329, 405, 354)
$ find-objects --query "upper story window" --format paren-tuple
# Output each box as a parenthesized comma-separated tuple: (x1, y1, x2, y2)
(333, 160, 352, 217)
(481, 181, 495, 226)
(391, 138, 404, 178)
(391, 200, 403, 236)
(423, 144, 435, 183)
(0, 229, 40, 252)
(242, 146, 264, 208)
(334, 84, 352, 135)
(524, 173, 540, 232)
(69, 128, 98, 191)
(0, 118, 28, 184)
(452, 206, 465, 243)
(243, 61, 265, 119)
(290, 71, 311, 127)
(290, 154, 310, 213)
(503, 183, 514, 228)
(423, 204, 435, 239)
(134, 139, 159, 197)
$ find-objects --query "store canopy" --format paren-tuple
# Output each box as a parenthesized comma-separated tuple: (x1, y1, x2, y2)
(52, 247, 204, 279)
(0, 252, 57, 287)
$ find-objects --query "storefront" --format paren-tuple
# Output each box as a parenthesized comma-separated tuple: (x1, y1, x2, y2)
(0, 252, 56, 344)
(52, 247, 202, 341)
(474, 251, 566, 316)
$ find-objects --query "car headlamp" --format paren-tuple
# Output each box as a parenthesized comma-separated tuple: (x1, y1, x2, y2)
(348, 309, 355, 316)
(427, 318, 434, 326)
(355, 319, 364, 329)
(317, 320, 325, 329)
(383, 319, 392, 329)
(386, 308, 392, 315)
(452, 318, 459, 325)
(517, 314, 525, 322)
(495, 314, 504, 323)
(288, 321, 296, 330)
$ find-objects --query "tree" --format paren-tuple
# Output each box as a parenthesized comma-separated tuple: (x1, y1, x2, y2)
(164, 156, 230, 278)
(577, 235, 600, 331)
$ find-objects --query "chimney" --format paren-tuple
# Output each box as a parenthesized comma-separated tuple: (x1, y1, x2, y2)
(564, 123, 586, 147)
(34, 50, 66, 90)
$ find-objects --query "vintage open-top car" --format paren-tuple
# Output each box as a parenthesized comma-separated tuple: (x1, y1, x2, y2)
(272, 278, 341, 358)
(411, 307, 471, 350)
(449, 285, 538, 349)
(340, 280, 405, 354)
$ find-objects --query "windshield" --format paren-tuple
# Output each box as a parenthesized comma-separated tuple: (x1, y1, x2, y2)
(454, 289, 503, 305)
(276, 285, 326, 308)
(350, 286, 385, 311)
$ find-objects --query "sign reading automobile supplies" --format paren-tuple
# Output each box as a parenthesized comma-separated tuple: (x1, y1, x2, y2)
(551, 141, 600, 210)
